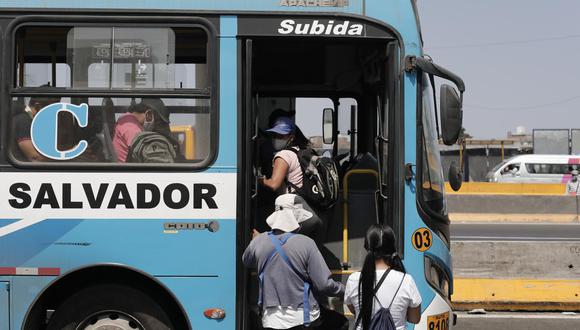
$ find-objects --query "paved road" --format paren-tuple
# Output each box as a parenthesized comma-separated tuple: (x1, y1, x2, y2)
(451, 222, 580, 241)
(454, 312, 580, 330)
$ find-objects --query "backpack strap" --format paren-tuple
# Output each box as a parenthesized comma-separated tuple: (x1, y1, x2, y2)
(387, 273, 406, 309)
(372, 268, 392, 308)
(280, 147, 304, 194)
(354, 269, 392, 328)
(257, 232, 294, 307)
(266, 231, 312, 326)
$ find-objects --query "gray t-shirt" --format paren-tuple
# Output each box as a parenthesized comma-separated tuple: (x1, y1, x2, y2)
(242, 232, 344, 309)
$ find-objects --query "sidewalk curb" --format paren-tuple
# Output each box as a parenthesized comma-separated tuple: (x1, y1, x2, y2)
(452, 278, 580, 312)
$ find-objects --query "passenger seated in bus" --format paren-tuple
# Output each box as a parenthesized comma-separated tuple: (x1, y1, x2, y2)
(13, 95, 60, 162)
(113, 98, 181, 163)
(243, 194, 345, 330)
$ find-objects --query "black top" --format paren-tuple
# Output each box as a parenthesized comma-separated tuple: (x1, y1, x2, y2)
(12, 112, 33, 161)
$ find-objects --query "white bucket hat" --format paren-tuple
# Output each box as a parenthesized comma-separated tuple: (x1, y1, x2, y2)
(266, 194, 314, 232)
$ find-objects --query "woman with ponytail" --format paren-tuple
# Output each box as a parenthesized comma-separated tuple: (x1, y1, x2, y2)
(344, 225, 422, 330)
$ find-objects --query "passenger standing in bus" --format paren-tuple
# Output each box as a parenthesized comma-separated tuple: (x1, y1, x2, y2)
(243, 194, 345, 330)
(257, 116, 324, 237)
(259, 116, 309, 194)
(344, 224, 422, 330)
(13, 95, 60, 161)
(260, 109, 297, 178)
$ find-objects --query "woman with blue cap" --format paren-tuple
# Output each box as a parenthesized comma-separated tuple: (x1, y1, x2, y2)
(259, 116, 309, 195)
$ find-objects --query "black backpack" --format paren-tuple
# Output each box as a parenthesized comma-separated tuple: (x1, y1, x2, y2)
(127, 131, 177, 163)
(285, 148, 339, 209)
(354, 269, 405, 330)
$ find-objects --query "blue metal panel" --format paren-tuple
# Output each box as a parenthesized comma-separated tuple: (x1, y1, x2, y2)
(0, 0, 363, 12)
(10, 276, 54, 330)
(159, 276, 236, 329)
(365, 0, 422, 56)
(0, 219, 236, 276)
(3, 217, 236, 328)
(0, 281, 8, 330)
(400, 71, 438, 322)
(213, 16, 238, 169)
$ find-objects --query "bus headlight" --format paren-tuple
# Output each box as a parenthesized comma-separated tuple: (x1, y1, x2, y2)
(424, 255, 452, 301)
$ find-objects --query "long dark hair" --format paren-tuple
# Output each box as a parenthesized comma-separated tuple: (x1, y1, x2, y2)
(291, 126, 310, 149)
(358, 224, 405, 330)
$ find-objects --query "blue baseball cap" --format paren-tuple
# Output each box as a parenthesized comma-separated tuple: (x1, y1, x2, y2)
(266, 116, 295, 135)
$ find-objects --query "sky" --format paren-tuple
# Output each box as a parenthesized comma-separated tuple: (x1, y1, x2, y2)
(417, 0, 580, 139)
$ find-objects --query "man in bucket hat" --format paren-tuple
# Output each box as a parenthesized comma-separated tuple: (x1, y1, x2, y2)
(243, 194, 344, 330)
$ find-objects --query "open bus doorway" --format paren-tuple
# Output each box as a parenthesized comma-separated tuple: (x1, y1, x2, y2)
(240, 35, 404, 326)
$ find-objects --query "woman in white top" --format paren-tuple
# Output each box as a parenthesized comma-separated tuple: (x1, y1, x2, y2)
(344, 225, 422, 330)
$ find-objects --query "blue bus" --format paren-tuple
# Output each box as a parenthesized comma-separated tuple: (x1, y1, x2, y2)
(0, 1, 465, 329)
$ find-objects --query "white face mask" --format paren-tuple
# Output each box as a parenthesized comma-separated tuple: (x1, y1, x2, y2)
(272, 138, 289, 151)
(143, 111, 154, 131)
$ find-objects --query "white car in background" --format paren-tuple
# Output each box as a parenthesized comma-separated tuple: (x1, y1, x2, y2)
(487, 154, 580, 183)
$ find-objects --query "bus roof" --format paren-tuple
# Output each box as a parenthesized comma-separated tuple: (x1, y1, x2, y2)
(0, 0, 422, 55)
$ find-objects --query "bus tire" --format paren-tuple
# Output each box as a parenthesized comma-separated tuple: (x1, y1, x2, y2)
(46, 283, 175, 330)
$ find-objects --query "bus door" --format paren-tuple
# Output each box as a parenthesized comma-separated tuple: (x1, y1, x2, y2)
(239, 18, 403, 328)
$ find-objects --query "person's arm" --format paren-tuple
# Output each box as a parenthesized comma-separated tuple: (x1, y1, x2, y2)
(306, 240, 345, 297)
(241, 241, 257, 269)
(18, 140, 46, 162)
(343, 274, 357, 314)
(260, 157, 289, 191)
(406, 305, 421, 324)
(405, 275, 423, 324)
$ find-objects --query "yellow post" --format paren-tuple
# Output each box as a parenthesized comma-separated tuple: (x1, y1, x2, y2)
(170, 125, 196, 160)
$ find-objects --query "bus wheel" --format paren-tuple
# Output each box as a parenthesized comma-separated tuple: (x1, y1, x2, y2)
(46, 284, 175, 330)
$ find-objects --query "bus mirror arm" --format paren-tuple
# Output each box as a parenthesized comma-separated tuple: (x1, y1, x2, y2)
(405, 56, 465, 93)
(407, 56, 465, 146)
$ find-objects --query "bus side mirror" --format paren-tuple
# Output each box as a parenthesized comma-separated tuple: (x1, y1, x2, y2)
(440, 84, 463, 145)
(448, 161, 463, 191)
(322, 108, 334, 144)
